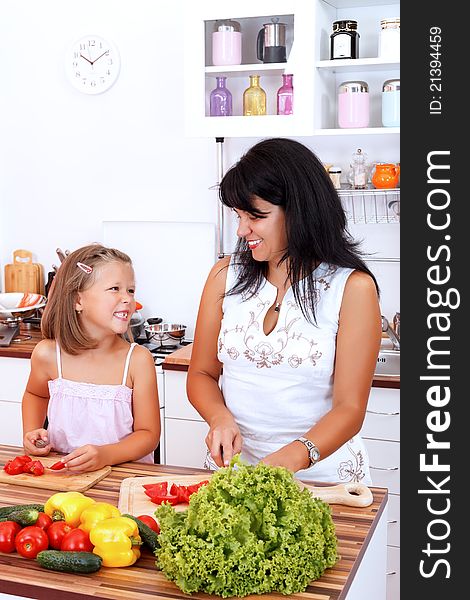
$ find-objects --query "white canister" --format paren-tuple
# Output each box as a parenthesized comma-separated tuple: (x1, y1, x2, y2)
(379, 18, 400, 60)
(382, 79, 400, 127)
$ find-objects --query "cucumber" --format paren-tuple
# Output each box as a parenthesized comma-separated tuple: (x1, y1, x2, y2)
(36, 551, 102, 574)
(8, 508, 39, 527)
(122, 514, 159, 552)
(0, 503, 44, 518)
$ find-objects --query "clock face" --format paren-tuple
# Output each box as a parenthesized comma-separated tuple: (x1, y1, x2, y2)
(66, 35, 120, 94)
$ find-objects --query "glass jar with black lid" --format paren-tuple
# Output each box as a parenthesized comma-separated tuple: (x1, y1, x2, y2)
(330, 20, 359, 59)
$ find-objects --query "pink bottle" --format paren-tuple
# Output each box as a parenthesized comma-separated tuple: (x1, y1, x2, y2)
(212, 20, 242, 66)
(277, 74, 293, 115)
(338, 81, 370, 128)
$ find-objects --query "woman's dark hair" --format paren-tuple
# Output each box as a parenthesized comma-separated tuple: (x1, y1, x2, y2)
(219, 137, 379, 323)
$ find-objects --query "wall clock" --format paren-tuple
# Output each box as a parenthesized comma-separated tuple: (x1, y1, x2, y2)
(66, 35, 120, 94)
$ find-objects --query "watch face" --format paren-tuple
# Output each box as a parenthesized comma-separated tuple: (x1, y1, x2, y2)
(66, 35, 120, 94)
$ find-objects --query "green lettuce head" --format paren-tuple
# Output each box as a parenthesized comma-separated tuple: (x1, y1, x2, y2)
(155, 457, 339, 597)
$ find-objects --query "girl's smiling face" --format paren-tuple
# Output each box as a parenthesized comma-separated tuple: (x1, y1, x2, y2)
(75, 261, 136, 338)
(234, 197, 288, 263)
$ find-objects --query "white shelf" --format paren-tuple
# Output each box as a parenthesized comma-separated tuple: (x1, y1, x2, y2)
(314, 127, 399, 136)
(339, 187, 400, 224)
(205, 63, 289, 76)
(317, 58, 399, 72)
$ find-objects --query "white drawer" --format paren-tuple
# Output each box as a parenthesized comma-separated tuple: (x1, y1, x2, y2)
(362, 387, 400, 442)
(387, 493, 400, 547)
(164, 370, 203, 421)
(164, 418, 209, 469)
(364, 438, 400, 494)
(386, 545, 400, 600)
(0, 400, 23, 446)
(0, 357, 31, 402)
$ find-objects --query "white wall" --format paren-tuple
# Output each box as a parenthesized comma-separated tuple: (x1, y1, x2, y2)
(0, 0, 399, 330)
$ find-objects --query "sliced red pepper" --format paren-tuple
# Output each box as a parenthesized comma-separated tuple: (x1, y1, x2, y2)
(15, 455, 33, 465)
(170, 483, 191, 504)
(49, 460, 66, 471)
(186, 480, 210, 495)
(143, 482, 168, 493)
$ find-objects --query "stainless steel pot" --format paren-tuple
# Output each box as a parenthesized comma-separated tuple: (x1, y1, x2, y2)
(145, 323, 187, 344)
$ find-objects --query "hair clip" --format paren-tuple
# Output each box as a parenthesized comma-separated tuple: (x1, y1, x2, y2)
(77, 262, 93, 274)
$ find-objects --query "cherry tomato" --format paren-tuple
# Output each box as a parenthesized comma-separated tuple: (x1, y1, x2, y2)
(35, 512, 53, 530)
(60, 528, 93, 552)
(15, 526, 49, 558)
(0, 521, 22, 553)
(136, 515, 160, 534)
(46, 521, 73, 550)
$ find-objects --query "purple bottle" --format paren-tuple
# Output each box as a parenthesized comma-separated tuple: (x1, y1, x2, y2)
(277, 73, 293, 115)
(210, 76, 233, 116)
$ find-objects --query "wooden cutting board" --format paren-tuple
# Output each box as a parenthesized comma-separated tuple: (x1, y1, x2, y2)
(117, 473, 373, 517)
(4, 250, 44, 294)
(0, 455, 111, 492)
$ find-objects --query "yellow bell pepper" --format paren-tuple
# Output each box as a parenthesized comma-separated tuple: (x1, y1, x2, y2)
(44, 491, 96, 528)
(90, 516, 142, 567)
(79, 502, 121, 533)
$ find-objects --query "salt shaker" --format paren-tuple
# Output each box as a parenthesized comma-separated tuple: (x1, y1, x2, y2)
(349, 148, 368, 189)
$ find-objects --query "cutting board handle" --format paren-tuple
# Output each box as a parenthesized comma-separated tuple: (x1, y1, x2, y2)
(13, 249, 34, 264)
(303, 482, 373, 507)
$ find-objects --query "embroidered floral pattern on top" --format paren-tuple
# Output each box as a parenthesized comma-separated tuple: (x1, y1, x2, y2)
(219, 290, 324, 370)
(337, 440, 366, 482)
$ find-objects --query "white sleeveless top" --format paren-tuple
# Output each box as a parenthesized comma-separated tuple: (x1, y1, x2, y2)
(47, 342, 154, 464)
(215, 258, 371, 484)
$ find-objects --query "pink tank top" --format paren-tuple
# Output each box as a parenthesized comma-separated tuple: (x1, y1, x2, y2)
(47, 342, 154, 464)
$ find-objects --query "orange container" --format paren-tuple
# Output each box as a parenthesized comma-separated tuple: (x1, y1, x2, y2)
(371, 163, 400, 189)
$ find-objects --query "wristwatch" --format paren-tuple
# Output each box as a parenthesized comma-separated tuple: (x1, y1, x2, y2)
(295, 436, 321, 468)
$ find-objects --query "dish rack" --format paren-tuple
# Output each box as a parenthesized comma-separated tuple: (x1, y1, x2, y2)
(338, 188, 400, 224)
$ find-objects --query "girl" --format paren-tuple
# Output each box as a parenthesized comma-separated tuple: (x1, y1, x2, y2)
(22, 243, 160, 472)
(187, 138, 382, 484)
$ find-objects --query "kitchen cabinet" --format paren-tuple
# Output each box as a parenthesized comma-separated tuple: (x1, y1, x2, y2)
(184, 0, 400, 138)
(0, 357, 30, 447)
(360, 386, 400, 600)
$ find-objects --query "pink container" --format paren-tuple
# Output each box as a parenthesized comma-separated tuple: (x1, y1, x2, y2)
(338, 81, 370, 128)
(212, 20, 242, 66)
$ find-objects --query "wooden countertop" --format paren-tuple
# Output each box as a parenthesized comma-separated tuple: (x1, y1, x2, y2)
(0, 444, 387, 600)
(0, 323, 42, 358)
(163, 343, 400, 389)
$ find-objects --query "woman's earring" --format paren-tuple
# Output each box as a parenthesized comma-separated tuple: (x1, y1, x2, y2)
(76, 309, 82, 315)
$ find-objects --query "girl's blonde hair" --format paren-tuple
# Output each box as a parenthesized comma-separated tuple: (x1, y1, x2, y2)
(41, 243, 134, 355)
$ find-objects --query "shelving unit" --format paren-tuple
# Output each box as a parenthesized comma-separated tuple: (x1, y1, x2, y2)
(184, 0, 400, 138)
(339, 187, 400, 224)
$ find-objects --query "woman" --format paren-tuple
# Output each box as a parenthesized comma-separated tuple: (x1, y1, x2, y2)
(187, 138, 381, 483)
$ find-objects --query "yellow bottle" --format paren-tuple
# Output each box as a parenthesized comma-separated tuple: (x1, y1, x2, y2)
(243, 75, 266, 116)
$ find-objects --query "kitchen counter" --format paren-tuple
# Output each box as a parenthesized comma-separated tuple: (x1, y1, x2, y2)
(0, 323, 42, 358)
(163, 343, 400, 389)
(0, 444, 388, 600)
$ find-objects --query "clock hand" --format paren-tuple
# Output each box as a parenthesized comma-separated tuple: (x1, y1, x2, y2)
(91, 50, 109, 64)
(79, 53, 93, 65)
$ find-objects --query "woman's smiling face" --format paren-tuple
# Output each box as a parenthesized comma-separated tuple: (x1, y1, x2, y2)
(234, 196, 288, 263)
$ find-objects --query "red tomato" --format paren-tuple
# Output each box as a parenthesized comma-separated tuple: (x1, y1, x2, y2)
(136, 515, 160, 534)
(170, 483, 191, 504)
(47, 521, 73, 550)
(186, 480, 210, 494)
(60, 528, 93, 552)
(3, 457, 27, 475)
(35, 512, 53, 530)
(15, 455, 33, 465)
(23, 460, 45, 476)
(15, 526, 49, 558)
(0, 521, 22, 553)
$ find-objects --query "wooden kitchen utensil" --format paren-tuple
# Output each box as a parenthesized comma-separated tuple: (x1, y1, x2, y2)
(4, 250, 44, 294)
(0, 455, 111, 492)
(118, 473, 373, 516)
